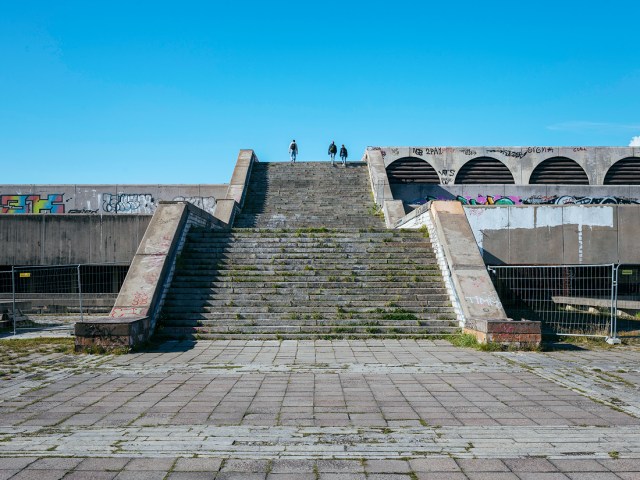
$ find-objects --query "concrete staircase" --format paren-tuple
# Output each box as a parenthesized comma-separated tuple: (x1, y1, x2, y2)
(234, 162, 380, 228)
(158, 162, 458, 339)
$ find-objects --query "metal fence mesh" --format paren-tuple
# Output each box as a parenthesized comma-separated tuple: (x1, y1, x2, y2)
(488, 264, 616, 338)
(0, 264, 128, 335)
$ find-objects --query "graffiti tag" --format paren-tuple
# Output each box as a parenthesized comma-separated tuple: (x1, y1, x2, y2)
(0, 194, 66, 214)
(486, 149, 527, 159)
(173, 196, 216, 214)
(102, 193, 155, 214)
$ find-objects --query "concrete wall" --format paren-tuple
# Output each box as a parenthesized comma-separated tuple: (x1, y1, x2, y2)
(370, 146, 640, 185)
(0, 184, 228, 216)
(465, 205, 640, 265)
(0, 215, 150, 265)
(391, 184, 640, 207)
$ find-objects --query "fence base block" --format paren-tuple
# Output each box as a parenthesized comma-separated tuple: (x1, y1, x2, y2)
(464, 318, 541, 347)
(74, 316, 151, 352)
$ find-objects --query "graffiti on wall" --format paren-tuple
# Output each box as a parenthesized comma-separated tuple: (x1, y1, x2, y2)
(102, 193, 155, 214)
(0, 194, 66, 214)
(173, 196, 217, 214)
(409, 194, 640, 206)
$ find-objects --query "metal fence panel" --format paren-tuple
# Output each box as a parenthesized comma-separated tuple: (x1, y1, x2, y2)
(614, 264, 640, 337)
(488, 264, 616, 338)
(0, 264, 128, 335)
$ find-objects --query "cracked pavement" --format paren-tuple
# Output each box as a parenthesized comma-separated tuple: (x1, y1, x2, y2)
(1, 338, 639, 478)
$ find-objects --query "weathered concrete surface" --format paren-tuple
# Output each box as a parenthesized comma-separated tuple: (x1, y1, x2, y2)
(225, 149, 258, 208)
(363, 148, 393, 207)
(0, 214, 150, 265)
(1, 338, 640, 476)
(382, 199, 405, 228)
(405, 201, 540, 345)
(374, 145, 640, 185)
(75, 202, 224, 350)
(465, 204, 640, 265)
(74, 315, 150, 350)
(0, 184, 227, 215)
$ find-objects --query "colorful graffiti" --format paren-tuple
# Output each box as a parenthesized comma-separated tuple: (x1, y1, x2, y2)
(410, 194, 640, 206)
(523, 195, 640, 205)
(0, 194, 65, 214)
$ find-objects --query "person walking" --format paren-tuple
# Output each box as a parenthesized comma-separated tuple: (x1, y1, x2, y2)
(339, 144, 348, 165)
(328, 141, 337, 165)
(289, 140, 298, 162)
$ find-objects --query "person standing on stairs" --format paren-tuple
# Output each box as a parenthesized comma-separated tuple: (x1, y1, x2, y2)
(328, 141, 337, 165)
(340, 144, 348, 165)
(289, 140, 298, 162)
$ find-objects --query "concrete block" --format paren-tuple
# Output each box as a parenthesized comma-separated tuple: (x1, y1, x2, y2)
(214, 199, 237, 226)
(383, 200, 405, 229)
(74, 316, 151, 350)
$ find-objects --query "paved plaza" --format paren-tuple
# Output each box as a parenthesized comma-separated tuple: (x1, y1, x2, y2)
(1, 338, 640, 478)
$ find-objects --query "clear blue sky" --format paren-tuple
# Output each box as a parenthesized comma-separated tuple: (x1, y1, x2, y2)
(1, 1, 639, 184)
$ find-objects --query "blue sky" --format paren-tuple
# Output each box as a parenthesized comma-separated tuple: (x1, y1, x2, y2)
(1, 1, 639, 184)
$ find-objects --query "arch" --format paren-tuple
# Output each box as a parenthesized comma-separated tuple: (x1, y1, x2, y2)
(604, 157, 640, 185)
(454, 157, 515, 184)
(529, 157, 589, 184)
(386, 157, 439, 184)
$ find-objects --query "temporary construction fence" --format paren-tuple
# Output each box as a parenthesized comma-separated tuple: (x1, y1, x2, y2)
(487, 264, 640, 341)
(0, 264, 128, 335)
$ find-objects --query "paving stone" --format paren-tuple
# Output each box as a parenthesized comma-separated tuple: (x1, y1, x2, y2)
(165, 473, 215, 480)
(63, 472, 119, 480)
(316, 460, 365, 473)
(219, 459, 270, 473)
(409, 458, 461, 472)
(75, 457, 131, 471)
(598, 459, 640, 471)
(172, 457, 223, 472)
(365, 459, 411, 473)
(114, 472, 169, 480)
(502, 458, 558, 472)
(456, 458, 510, 472)
(27, 458, 83, 470)
(550, 459, 609, 472)
(123, 458, 177, 471)
(0, 471, 20, 480)
(270, 459, 315, 473)
(10, 470, 67, 480)
(0, 458, 36, 469)
(465, 473, 519, 480)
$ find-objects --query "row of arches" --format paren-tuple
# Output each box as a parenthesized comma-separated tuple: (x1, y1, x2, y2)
(386, 156, 640, 185)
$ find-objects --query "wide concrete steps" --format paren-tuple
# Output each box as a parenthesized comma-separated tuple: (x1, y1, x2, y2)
(159, 227, 458, 339)
(235, 162, 384, 229)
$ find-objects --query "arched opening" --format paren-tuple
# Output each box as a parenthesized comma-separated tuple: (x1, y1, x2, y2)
(604, 157, 640, 185)
(454, 157, 514, 184)
(386, 157, 439, 183)
(529, 157, 589, 184)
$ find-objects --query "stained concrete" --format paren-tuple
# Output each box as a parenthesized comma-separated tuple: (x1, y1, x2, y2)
(1, 338, 639, 477)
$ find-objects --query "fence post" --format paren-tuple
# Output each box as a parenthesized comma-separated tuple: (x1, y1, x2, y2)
(11, 266, 16, 336)
(77, 265, 84, 323)
(607, 264, 621, 345)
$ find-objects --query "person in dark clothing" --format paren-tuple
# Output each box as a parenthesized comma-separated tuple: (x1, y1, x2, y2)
(289, 140, 298, 162)
(328, 141, 337, 165)
(339, 144, 348, 165)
